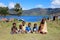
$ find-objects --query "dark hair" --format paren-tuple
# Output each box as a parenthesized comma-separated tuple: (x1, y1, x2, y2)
(41, 18, 46, 24)
(22, 21, 25, 23)
(22, 21, 25, 26)
(19, 25, 22, 29)
(12, 23, 16, 25)
(28, 23, 31, 25)
(34, 23, 37, 27)
(34, 23, 37, 25)
(28, 23, 31, 27)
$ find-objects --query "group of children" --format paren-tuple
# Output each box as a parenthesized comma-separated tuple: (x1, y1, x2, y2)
(11, 18, 48, 34)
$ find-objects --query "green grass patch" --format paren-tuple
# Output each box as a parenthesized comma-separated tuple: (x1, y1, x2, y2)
(0, 20, 60, 40)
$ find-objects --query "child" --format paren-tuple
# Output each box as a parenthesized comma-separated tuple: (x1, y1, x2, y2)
(22, 21, 26, 32)
(18, 24, 23, 33)
(33, 23, 38, 33)
(38, 18, 48, 34)
(11, 23, 18, 34)
(25, 23, 32, 33)
(22, 21, 25, 26)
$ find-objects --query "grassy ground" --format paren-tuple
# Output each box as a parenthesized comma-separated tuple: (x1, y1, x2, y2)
(0, 20, 60, 40)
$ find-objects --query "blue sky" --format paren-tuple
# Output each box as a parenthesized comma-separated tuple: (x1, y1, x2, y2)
(0, 0, 60, 10)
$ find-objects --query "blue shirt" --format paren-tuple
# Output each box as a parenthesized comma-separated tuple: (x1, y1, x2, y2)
(25, 26, 31, 32)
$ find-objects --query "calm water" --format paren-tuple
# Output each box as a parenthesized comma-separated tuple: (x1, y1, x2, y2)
(0, 16, 50, 22)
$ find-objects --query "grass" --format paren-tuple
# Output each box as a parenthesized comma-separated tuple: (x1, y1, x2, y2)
(0, 20, 60, 40)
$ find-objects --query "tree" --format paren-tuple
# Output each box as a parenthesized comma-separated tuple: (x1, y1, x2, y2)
(14, 3, 22, 16)
(0, 7, 9, 16)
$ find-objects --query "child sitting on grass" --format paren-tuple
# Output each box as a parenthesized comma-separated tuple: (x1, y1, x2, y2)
(18, 24, 24, 33)
(22, 21, 26, 33)
(38, 18, 48, 34)
(33, 23, 38, 33)
(25, 23, 32, 33)
(11, 23, 18, 34)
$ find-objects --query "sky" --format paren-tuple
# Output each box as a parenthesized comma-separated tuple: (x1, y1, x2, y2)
(0, 0, 60, 10)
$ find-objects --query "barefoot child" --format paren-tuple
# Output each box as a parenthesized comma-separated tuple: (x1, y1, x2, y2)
(38, 18, 48, 34)
(33, 23, 38, 33)
(22, 21, 26, 33)
(25, 23, 32, 33)
(11, 23, 18, 34)
(18, 24, 23, 33)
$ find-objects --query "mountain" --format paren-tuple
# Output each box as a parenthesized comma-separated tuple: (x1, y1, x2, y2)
(9, 8, 60, 16)
(46, 8, 60, 16)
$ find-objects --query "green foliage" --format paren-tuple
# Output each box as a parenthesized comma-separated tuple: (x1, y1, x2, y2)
(14, 18, 18, 21)
(15, 3, 20, 9)
(0, 7, 9, 16)
(14, 3, 22, 16)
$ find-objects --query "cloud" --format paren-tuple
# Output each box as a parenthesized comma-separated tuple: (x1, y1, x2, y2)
(51, 0, 60, 8)
(8, 2, 15, 9)
(0, 3, 6, 7)
(36, 4, 43, 8)
(22, 7, 27, 10)
(0, 2, 15, 9)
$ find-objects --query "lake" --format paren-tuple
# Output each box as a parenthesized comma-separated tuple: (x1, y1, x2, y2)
(0, 16, 51, 22)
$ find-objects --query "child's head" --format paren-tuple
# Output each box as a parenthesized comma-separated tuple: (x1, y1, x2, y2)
(40, 18, 46, 24)
(19, 24, 22, 29)
(42, 18, 46, 22)
(28, 23, 31, 27)
(22, 21, 25, 26)
(12, 23, 16, 27)
(34, 23, 37, 27)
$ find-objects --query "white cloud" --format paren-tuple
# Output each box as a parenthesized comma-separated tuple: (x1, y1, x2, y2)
(0, 3, 6, 7)
(36, 4, 43, 8)
(22, 7, 27, 10)
(51, 0, 60, 8)
(8, 2, 15, 9)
